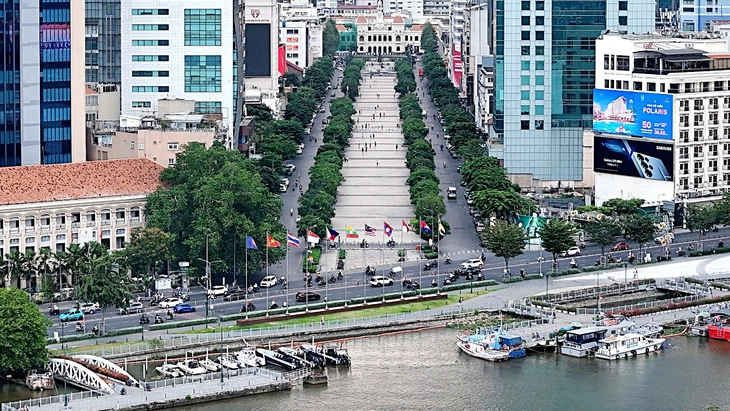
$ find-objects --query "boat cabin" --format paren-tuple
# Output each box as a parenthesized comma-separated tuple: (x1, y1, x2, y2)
(561, 326, 607, 357)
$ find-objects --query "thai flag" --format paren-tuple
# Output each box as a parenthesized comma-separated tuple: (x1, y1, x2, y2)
(287, 232, 300, 248)
(420, 220, 432, 234)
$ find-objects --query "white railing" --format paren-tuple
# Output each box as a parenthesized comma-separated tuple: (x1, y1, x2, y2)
(574, 294, 702, 315)
(1, 389, 105, 411)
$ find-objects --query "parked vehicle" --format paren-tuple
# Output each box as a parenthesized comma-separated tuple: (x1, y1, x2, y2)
(173, 303, 196, 314)
(296, 291, 321, 302)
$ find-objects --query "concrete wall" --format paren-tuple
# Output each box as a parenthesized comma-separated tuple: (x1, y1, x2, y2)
(87, 130, 215, 167)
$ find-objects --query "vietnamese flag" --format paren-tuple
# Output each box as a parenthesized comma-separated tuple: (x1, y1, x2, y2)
(267, 234, 282, 247)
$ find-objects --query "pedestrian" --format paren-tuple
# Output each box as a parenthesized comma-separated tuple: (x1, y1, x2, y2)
(396, 144, 398, 150)
(376, 160, 379, 166)
(369, 143, 372, 148)
(374, 141, 377, 147)
(358, 143, 360, 148)
(365, 146, 368, 152)
(320, 316, 325, 326)
(362, 147, 364, 153)
(633, 268, 638, 279)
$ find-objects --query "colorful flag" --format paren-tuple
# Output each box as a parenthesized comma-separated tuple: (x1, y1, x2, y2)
(420, 220, 432, 234)
(439, 222, 446, 236)
(267, 234, 281, 248)
(246, 236, 258, 249)
(287, 232, 300, 248)
(384, 222, 394, 237)
(365, 224, 376, 237)
(402, 220, 410, 233)
(306, 230, 320, 244)
(346, 226, 359, 238)
(326, 228, 340, 241)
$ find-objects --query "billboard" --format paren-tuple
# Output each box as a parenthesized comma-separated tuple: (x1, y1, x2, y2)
(246, 24, 271, 77)
(594, 136, 674, 181)
(593, 89, 673, 140)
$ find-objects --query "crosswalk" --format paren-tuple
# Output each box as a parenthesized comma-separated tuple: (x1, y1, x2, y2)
(440, 249, 488, 257)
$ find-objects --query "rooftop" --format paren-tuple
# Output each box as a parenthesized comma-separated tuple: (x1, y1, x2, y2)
(0, 159, 164, 206)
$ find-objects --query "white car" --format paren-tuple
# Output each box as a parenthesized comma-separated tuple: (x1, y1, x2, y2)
(117, 302, 145, 315)
(80, 302, 100, 314)
(460, 259, 484, 270)
(260, 276, 278, 288)
(560, 246, 581, 257)
(370, 276, 394, 287)
(159, 297, 184, 309)
(295, 147, 303, 155)
(207, 285, 228, 297)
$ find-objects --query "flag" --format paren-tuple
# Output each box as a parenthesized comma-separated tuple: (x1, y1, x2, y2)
(365, 224, 376, 237)
(267, 234, 281, 248)
(307, 230, 320, 243)
(439, 222, 446, 236)
(420, 220, 432, 234)
(384, 222, 394, 237)
(326, 228, 340, 241)
(346, 226, 359, 238)
(246, 236, 258, 249)
(402, 220, 410, 233)
(287, 232, 300, 248)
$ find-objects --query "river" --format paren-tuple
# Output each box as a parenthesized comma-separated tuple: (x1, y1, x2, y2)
(3, 328, 730, 410)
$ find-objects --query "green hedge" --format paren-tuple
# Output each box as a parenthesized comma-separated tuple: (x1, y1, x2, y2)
(689, 247, 730, 257)
(48, 332, 96, 345)
(424, 252, 438, 259)
(338, 249, 346, 259)
(608, 294, 730, 317)
(685, 277, 704, 285)
(105, 326, 143, 337)
(501, 274, 543, 283)
(398, 249, 407, 257)
(711, 282, 730, 291)
(149, 317, 219, 331)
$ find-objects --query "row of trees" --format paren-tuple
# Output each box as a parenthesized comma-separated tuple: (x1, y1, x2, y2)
(340, 58, 365, 99)
(323, 20, 340, 57)
(684, 194, 730, 246)
(394, 58, 416, 96)
(460, 155, 535, 220)
(420, 24, 483, 159)
(396, 68, 448, 239)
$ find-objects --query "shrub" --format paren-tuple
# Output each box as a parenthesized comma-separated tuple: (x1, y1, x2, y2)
(398, 249, 406, 257)
(685, 277, 704, 285)
(149, 317, 219, 331)
(338, 249, 346, 259)
(48, 333, 95, 345)
(711, 282, 730, 291)
(105, 326, 143, 337)
(424, 252, 438, 259)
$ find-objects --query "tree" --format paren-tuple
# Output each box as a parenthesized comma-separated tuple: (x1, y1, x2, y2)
(473, 189, 534, 220)
(602, 198, 645, 215)
(621, 213, 656, 259)
(0, 288, 51, 375)
(685, 204, 718, 250)
(76, 255, 134, 334)
(481, 221, 527, 276)
(539, 219, 577, 273)
(323, 20, 340, 57)
(585, 219, 621, 263)
(124, 227, 173, 279)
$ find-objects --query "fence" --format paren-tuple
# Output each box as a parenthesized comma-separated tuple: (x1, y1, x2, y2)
(573, 294, 702, 315)
(660, 279, 710, 295)
(535, 281, 654, 306)
(1, 389, 106, 411)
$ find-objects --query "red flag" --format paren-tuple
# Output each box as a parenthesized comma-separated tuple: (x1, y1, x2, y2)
(267, 234, 282, 248)
(402, 220, 410, 233)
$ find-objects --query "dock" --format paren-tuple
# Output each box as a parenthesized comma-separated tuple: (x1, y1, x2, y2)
(1, 368, 292, 411)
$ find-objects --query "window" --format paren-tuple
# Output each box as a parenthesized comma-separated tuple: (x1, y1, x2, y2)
(132, 86, 170, 92)
(633, 81, 642, 90)
(521, 90, 530, 100)
(535, 105, 544, 115)
(132, 55, 169, 61)
(618, 1, 628, 10)
(535, 120, 544, 130)
(535, 61, 544, 70)
(536, 31, 544, 41)
(130, 141, 135, 150)
(521, 16, 530, 25)
(521, 0, 530, 10)
(184, 55, 222, 92)
(536, 0, 544, 9)
(132, 40, 169, 46)
(168, 158, 176, 165)
(618, 16, 628, 25)
(616, 55, 630, 71)
(521, 46, 530, 55)
(535, 76, 544, 85)
(604, 54, 610, 69)
(521, 105, 530, 115)
(535, 46, 544, 55)
(535, 90, 544, 100)
(131, 24, 169, 31)
(521, 61, 531, 70)
(139, 143, 145, 150)
(132, 9, 169, 15)
(536, 16, 544, 25)
(132, 101, 151, 108)
(521, 75, 530, 86)
(194, 101, 223, 114)
(132, 71, 169, 77)
(168, 143, 179, 151)
(184, 9, 222, 46)
(521, 31, 530, 41)
(647, 82, 656, 91)
(521, 120, 530, 130)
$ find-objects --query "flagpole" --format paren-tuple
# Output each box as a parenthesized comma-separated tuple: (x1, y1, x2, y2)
(233, 231, 236, 288)
(437, 213, 440, 295)
(286, 235, 289, 314)
(418, 215, 422, 296)
(266, 231, 269, 316)
(245, 232, 249, 319)
(400, 220, 404, 246)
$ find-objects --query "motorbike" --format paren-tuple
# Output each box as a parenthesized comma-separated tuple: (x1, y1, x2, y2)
(520, 269, 526, 279)
(270, 302, 279, 310)
(153, 316, 164, 325)
(713, 226, 720, 232)
(719, 240, 725, 248)
(360, 240, 369, 248)
(365, 266, 376, 276)
(316, 274, 323, 283)
(688, 243, 694, 251)
(49, 305, 60, 315)
(92, 326, 100, 336)
(607, 255, 622, 264)
(578, 242, 586, 249)
(465, 273, 473, 280)
(431, 279, 438, 288)
(328, 275, 337, 283)
(318, 279, 327, 287)
(281, 281, 288, 290)
(386, 238, 396, 248)
(676, 248, 686, 257)
(443, 278, 452, 286)
(424, 260, 438, 270)
(240, 302, 256, 313)
(337, 260, 345, 269)
(139, 314, 150, 325)
(166, 312, 174, 320)
(337, 271, 344, 280)
(75, 322, 84, 332)
(181, 293, 189, 302)
(476, 273, 485, 281)
(397, 257, 406, 262)
(570, 259, 579, 269)
(594, 259, 601, 266)
(444, 257, 452, 264)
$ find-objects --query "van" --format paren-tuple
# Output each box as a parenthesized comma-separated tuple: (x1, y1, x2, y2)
(422, 110, 427, 118)
(447, 187, 457, 199)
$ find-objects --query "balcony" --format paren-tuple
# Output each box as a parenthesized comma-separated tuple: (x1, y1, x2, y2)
(694, 168, 705, 173)
(116, 218, 126, 224)
(25, 226, 35, 233)
(101, 220, 111, 226)
(680, 170, 690, 175)
(86, 221, 96, 227)
(9, 227, 20, 234)
(41, 225, 50, 231)
(56, 224, 65, 230)
(71, 222, 82, 228)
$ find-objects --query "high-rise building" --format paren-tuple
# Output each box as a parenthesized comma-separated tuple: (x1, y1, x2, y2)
(243, 0, 281, 114)
(120, 1, 234, 126)
(85, 0, 122, 85)
(486, 0, 655, 184)
(0, 0, 86, 167)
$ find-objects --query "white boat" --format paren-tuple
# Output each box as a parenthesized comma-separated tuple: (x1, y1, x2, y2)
(594, 333, 666, 360)
(561, 326, 607, 358)
(456, 341, 509, 362)
(216, 355, 241, 370)
(155, 364, 184, 378)
(25, 371, 55, 391)
(176, 359, 207, 375)
(199, 358, 221, 372)
(237, 347, 265, 367)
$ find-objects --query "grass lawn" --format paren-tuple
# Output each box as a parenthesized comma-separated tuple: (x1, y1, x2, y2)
(185, 290, 490, 334)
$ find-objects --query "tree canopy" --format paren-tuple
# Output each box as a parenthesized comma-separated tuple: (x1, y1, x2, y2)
(585, 219, 621, 258)
(0, 288, 50, 374)
(323, 20, 340, 57)
(481, 221, 527, 273)
(539, 219, 577, 271)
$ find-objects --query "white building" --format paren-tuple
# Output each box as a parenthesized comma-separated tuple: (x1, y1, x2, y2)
(245, 0, 282, 114)
(355, 14, 422, 54)
(383, 0, 424, 19)
(594, 32, 730, 209)
(423, 0, 449, 16)
(120, 2, 234, 130)
(280, 0, 324, 68)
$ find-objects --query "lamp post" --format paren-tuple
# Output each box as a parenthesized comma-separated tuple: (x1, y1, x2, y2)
(198, 251, 223, 329)
(219, 319, 224, 385)
(538, 255, 545, 277)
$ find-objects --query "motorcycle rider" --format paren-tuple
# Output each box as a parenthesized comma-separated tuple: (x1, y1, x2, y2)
(270, 300, 279, 309)
(337, 271, 344, 280)
(570, 258, 578, 268)
(166, 310, 174, 320)
(154, 314, 163, 324)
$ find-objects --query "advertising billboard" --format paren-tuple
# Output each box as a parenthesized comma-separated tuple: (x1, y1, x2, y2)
(246, 24, 271, 77)
(594, 136, 674, 181)
(593, 89, 673, 140)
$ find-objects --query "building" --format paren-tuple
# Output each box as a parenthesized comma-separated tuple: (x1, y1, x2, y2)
(423, 0, 449, 16)
(594, 32, 730, 211)
(483, 0, 655, 185)
(86, 114, 218, 167)
(0, 0, 86, 167)
(382, 0, 424, 19)
(85, 0, 122, 85)
(337, 24, 359, 51)
(0, 158, 163, 288)
(279, 0, 324, 68)
(120, 1, 234, 128)
(676, 1, 730, 31)
(355, 14, 422, 54)
(243, 0, 282, 114)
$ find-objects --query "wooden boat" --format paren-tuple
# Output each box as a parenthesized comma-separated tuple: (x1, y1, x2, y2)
(26, 370, 55, 391)
(155, 364, 183, 378)
(176, 359, 207, 375)
(594, 333, 666, 360)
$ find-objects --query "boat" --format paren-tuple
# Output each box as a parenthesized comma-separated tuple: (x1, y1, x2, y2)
(25, 370, 55, 391)
(278, 347, 312, 369)
(528, 339, 557, 353)
(636, 322, 664, 338)
(320, 344, 351, 366)
(303, 371, 328, 386)
(560, 326, 608, 358)
(237, 347, 265, 367)
(216, 355, 241, 370)
(456, 341, 509, 362)
(176, 359, 207, 375)
(298, 344, 329, 368)
(483, 330, 526, 358)
(456, 330, 490, 344)
(155, 364, 184, 378)
(256, 348, 299, 371)
(594, 333, 666, 360)
(199, 358, 221, 372)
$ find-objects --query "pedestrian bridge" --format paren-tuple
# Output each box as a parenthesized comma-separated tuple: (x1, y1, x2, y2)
(47, 354, 137, 394)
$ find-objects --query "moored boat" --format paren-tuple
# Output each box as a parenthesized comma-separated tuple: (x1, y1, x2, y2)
(594, 333, 666, 360)
(561, 326, 608, 358)
(256, 348, 299, 371)
(457, 341, 510, 362)
(278, 347, 311, 369)
(155, 364, 184, 378)
(484, 331, 526, 358)
(199, 358, 221, 372)
(216, 355, 241, 370)
(237, 347, 265, 367)
(176, 359, 207, 375)
(25, 370, 55, 391)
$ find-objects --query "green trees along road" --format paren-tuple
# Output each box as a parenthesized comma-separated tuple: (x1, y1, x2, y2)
(0, 288, 51, 376)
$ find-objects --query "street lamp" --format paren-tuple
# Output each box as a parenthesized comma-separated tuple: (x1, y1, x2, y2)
(198, 255, 223, 329)
(538, 256, 545, 277)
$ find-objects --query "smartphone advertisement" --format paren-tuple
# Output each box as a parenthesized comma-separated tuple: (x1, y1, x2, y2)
(594, 136, 674, 181)
(593, 89, 673, 140)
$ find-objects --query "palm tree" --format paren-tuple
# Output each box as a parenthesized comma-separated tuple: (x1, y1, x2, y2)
(4, 251, 24, 288)
(35, 249, 58, 295)
(21, 249, 37, 291)
(76, 254, 134, 334)
(0, 254, 7, 288)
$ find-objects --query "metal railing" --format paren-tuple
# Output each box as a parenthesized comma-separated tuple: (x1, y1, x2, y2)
(143, 366, 283, 390)
(535, 281, 654, 305)
(660, 279, 710, 295)
(1, 389, 105, 411)
(574, 294, 702, 315)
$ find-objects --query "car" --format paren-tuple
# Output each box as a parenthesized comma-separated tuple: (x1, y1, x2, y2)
(260, 275, 278, 288)
(80, 302, 100, 314)
(461, 258, 484, 270)
(322, 118, 329, 125)
(447, 187, 457, 200)
(117, 301, 144, 315)
(560, 246, 581, 257)
(283, 164, 296, 175)
(296, 215, 301, 222)
(464, 189, 471, 199)
(59, 308, 84, 322)
(159, 297, 184, 308)
(466, 198, 474, 206)
(173, 303, 196, 314)
(611, 241, 630, 251)
(654, 232, 675, 244)
(318, 107, 325, 113)
(457, 165, 462, 173)
(295, 147, 303, 155)
(208, 285, 228, 297)
(370, 276, 394, 287)
(223, 289, 248, 301)
(460, 180, 468, 187)
(444, 134, 451, 140)
(296, 291, 321, 302)
(475, 222, 485, 232)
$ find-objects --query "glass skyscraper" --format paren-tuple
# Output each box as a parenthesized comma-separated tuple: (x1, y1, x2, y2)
(85, 0, 121, 84)
(0, 0, 85, 167)
(490, 0, 654, 182)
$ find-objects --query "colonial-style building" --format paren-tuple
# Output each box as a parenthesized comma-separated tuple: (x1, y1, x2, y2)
(355, 13, 422, 54)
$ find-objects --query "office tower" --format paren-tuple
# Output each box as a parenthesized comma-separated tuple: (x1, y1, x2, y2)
(0, 0, 86, 167)
(85, 0, 121, 84)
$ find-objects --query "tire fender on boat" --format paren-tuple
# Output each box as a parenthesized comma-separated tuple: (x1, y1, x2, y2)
(645, 348, 649, 355)
(699, 329, 706, 336)
(631, 350, 637, 356)
(654, 345, 658, 351)
(465, 344, 470, 349)
(615, 355, 620, 360)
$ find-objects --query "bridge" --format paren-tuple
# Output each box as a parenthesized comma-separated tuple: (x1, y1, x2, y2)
(72, 354, 138, 386)
(657, 279, 710, 297)
(46, 354, 137, 395)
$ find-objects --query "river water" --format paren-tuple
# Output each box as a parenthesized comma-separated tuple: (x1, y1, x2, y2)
(3, 328, 730, 410)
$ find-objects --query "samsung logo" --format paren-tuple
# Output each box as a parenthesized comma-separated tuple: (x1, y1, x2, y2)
(655, 146, 672, 151)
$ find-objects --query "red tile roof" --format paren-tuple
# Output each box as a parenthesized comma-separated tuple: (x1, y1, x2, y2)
(355, 16, 367, 24)
(0, 159, 164, 206)
(85, 87, 97, 95)
(411, 24, 423, 31)
(335, 24, 348, 31)
(393, 16, 404, 24)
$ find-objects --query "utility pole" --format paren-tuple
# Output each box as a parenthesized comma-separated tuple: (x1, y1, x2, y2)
(198, 235, 222, 329)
